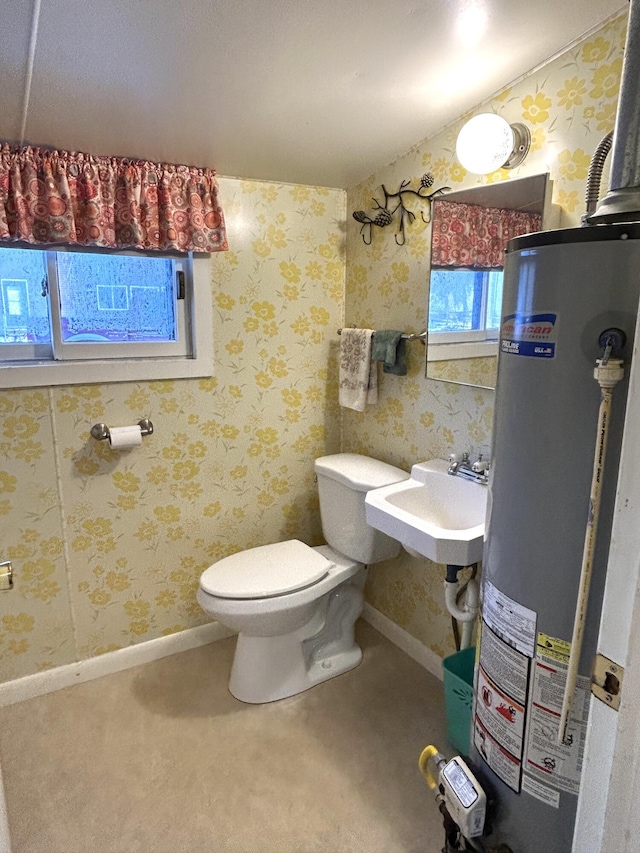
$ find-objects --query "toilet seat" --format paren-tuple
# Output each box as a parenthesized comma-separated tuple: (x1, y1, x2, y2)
(200, 539, 334, 599)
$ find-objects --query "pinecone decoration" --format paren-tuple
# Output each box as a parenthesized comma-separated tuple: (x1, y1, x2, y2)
(374, 209, 393, 227)
(421, 173, 435, 189)
(352, 210, 369, 223)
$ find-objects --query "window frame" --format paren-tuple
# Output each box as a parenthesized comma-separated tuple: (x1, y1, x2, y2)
(0, 250, 51, 360)
(47, 247, 191, 360)
(0, 243, 213, 389)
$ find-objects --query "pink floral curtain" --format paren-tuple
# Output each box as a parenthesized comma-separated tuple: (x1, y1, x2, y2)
(0, 145, 227, 253)
(431, 199, 541, 269)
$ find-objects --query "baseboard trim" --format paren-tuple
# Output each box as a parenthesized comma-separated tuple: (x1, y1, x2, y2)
(0, 621, 234, 708)
(361, 603, 443, 681)
(1, 609, 441, 707)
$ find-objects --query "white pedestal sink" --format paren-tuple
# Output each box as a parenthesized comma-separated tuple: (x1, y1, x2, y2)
(364, 459, 487, 565)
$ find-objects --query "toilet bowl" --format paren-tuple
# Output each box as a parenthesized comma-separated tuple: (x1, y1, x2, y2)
(198, 542, 366, 703)
(197, 454, 410, 704)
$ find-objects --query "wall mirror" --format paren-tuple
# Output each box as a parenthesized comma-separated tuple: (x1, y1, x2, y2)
(425, 173, 557, 389)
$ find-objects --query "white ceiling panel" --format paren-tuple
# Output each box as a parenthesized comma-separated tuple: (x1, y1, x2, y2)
(4, 0, 628, 188)
(0, 3, 37, 143)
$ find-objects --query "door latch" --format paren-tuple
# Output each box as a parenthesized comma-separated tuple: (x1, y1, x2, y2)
(0, 560, 13, 591)
(591, 652, 623, 710)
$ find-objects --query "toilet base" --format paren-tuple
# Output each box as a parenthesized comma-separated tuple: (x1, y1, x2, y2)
(228, 573, 365, 703)
(229, 631, 362, 704)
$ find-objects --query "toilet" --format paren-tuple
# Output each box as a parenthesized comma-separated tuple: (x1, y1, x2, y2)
(197, 453, 409, 703)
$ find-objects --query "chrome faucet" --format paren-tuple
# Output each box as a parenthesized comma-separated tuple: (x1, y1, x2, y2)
(448, 452, 490, 485)
(447, 451, 469, 475)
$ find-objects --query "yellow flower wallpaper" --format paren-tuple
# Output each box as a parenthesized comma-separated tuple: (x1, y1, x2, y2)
(0, 178, 345, 682)
(0, 10, 629, 685)
(344, 11, 627, 659)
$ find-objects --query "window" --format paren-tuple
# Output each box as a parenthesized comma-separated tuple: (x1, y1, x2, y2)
(427, 268, 503, 345)
(0, 244, 213, 388)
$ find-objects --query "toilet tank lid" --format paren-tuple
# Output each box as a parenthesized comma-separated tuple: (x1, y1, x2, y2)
(314, 453, 410, 492)
(200, 540, 333, 599)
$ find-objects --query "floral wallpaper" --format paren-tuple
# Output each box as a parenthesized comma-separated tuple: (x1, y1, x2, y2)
(427, 356, 497, 389)
(0, 177, 345, 683)
(0, 11, 629, 685)
(344, 11, 627, 660)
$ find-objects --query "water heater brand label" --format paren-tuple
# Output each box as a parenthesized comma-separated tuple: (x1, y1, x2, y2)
(500, 312, 558, 358)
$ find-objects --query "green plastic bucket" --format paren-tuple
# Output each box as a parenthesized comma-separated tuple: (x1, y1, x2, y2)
(442, 646, 476, 756)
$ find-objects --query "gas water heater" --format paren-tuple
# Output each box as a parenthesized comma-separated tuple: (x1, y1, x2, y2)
(469, 4, 640, 850)
(470, 225, 640, 852)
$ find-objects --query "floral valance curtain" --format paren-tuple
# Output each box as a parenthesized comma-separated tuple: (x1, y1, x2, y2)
(431, 199, 541, 269)
(0, 144, 227, 253)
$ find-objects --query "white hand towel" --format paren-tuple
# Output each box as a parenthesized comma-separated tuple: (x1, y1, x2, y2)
(339, 328, 378, 411)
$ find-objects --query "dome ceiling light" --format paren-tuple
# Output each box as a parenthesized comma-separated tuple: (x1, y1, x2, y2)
(456, 113, 531, 175)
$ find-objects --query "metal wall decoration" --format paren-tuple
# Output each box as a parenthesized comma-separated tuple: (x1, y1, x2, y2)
(352, 173, 450, 245)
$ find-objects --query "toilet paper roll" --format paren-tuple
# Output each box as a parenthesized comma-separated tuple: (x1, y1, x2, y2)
(108, 425, 143, 449)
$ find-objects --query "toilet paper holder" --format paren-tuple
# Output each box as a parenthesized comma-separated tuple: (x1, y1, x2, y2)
(90, 419, 154, 441)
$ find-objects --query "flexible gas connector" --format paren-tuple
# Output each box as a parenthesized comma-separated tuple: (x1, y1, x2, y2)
(582, 131, 614, 224)
(419, 744, 446, 790)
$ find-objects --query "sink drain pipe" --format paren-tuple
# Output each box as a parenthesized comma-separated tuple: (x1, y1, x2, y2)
(445, 564, 480, 650)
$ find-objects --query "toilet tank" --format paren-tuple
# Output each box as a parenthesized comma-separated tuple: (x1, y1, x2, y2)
(314, 453, 410, 564)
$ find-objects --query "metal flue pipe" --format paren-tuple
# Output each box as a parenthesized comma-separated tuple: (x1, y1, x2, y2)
(590, 0, 640, 223)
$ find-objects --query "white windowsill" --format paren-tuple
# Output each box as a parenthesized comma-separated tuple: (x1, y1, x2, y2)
(427, 340, 498, 362)
(0, 354, 214, 388)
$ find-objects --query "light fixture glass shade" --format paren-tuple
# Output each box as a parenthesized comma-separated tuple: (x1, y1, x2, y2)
(456, 113, 515, 174)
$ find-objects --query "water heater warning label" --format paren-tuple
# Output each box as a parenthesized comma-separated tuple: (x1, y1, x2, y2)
(475, 621, 532, 793)
(476, 666, 526, 759)
(522, 633, 590, 797)
(500, 312, 558, 358)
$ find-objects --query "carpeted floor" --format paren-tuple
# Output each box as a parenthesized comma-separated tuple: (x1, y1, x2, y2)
(0, 621, 451, 853)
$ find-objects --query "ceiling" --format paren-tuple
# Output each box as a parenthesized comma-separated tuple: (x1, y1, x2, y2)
(0, 0, 627, 189)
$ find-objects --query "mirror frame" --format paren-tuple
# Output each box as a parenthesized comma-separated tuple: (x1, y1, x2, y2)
(425, 173, 557, 390)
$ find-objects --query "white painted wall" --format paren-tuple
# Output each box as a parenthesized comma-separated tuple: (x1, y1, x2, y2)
(602, 591, 640, 849)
